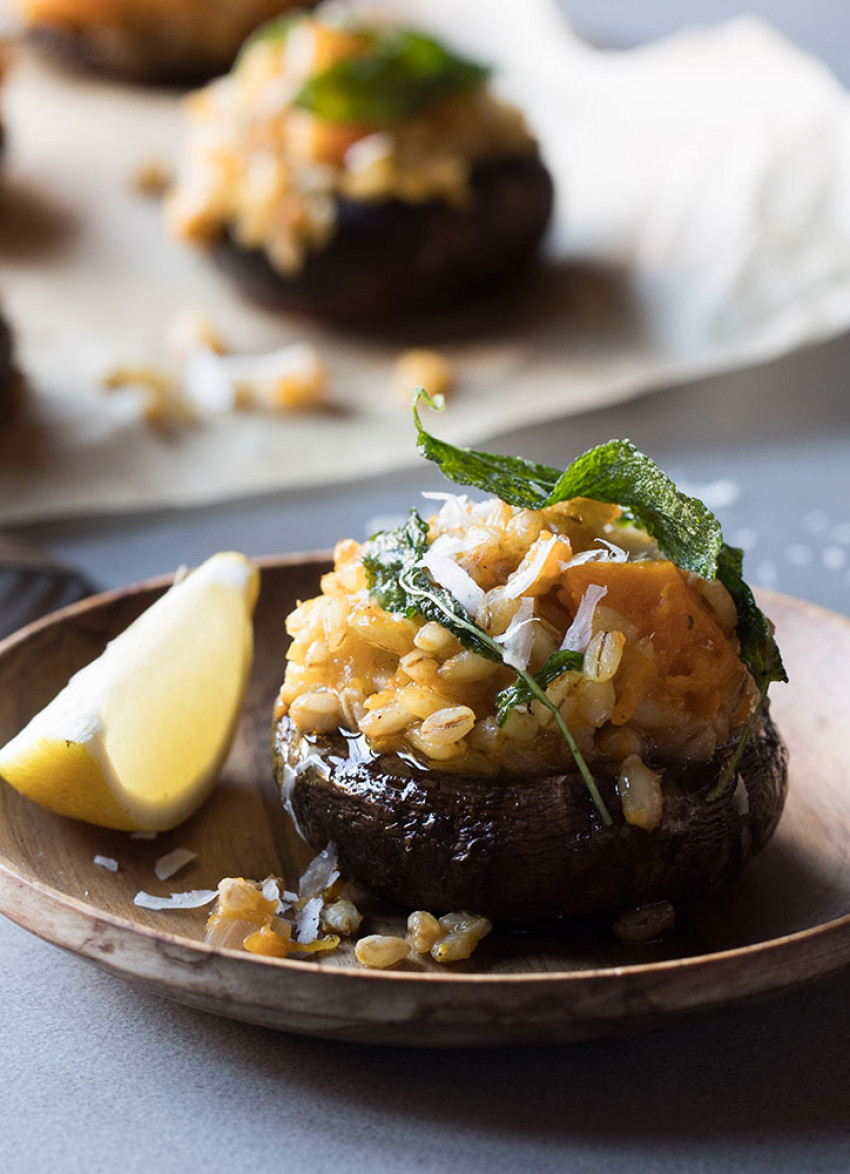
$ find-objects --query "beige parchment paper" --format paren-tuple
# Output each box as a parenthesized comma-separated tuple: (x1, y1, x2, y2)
(2, 0, 850, 524)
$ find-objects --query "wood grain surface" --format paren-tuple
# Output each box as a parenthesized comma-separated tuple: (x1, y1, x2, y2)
(0, 555, 847, 1046)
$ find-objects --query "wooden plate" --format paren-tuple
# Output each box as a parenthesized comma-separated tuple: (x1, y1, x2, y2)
(0, 555, 848, 1047)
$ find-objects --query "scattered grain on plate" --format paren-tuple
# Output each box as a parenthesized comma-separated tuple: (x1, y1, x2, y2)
(131, 159, 171, 196)
(166, 309, 226, 358)
(154, 847, 197, 881)
(93, 855, 119, 872)
(102, 364, 195, 428)
(392, 349, 455, 404)
(321, 898, 363, 936)
(407, 910, 442, 954)
(355, 934, 410, 969)
(613, 900, 677, 943)
(134, 889, 218, 911)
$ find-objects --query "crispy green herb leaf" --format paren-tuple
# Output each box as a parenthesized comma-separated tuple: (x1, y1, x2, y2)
(706, 546, 787, 800)
(412, 391, 788, 805)
(293, 29, 490, 124)
(716, 544, 787, 691)
(414, 392, 562, 509)
(546, 441, 723, 577)
(414, 391, 722, 577)
(363, 512, 611, 824)
(363, 510, 500, 662)
(414, 391, 783, 674)
(495, 650, 584, 727)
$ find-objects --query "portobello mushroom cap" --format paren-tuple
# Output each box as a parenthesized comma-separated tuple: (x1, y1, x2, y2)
(214, 155, 555, 320)
(0, 312, 20, 424)
(26, 22, 224, 85)
(273, 709, 788, 922)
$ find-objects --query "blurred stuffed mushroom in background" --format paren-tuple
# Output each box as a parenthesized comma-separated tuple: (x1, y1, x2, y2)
(0, 308, 22, 423)
(14, 0, 316, 85)
(165, 7, 554, 321)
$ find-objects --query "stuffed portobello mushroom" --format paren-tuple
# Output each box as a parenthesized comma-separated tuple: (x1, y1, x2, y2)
(166, 9, 554, 320)
(16, 0, 314, 85)
(273, 396, 788, 925)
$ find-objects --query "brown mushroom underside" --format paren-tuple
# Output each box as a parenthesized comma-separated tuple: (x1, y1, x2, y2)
(214, 154, 555, 321)
(27, 22, 248, 85)
(273, 710, 789, 922)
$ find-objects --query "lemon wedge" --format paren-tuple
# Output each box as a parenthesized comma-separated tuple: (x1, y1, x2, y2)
(0, 552, 259, 831)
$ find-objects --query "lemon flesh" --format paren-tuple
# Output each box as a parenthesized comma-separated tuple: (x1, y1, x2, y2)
(0, 552, 259, 831)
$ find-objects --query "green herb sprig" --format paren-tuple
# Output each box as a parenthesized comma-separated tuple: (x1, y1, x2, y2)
(293, 28, 490, 125)
(413, 390, 722, 577)
(363, 512, 612, 825)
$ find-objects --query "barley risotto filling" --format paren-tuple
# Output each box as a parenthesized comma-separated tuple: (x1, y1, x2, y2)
(276, 493, 759, 831)
(166, 11, 538, 276)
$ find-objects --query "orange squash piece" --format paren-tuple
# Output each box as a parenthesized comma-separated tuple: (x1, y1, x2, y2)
(558, 560, 745, 725)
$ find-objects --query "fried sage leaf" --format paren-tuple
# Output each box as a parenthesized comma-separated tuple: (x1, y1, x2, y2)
(413, 390, 782, 691)
(414, 391, 721, 577)
(293, 29, 490, 125)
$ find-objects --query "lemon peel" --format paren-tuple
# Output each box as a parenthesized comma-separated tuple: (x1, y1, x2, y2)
(0, 552, 259, 831)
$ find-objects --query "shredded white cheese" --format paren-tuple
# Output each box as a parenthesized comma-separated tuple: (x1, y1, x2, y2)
(561, 585, 608, 653)
(298, 842, 339, 900)
(154, 848, 197, 882)
(93, 855, 119, 872)
(494, 598, 537, 670)
(420, 548, 485, 617)
(295, 895, 324, 944)
(502, 536, 557, 600)
(134, 889, 217, 911)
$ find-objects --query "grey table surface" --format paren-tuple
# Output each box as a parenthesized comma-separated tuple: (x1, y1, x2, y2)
(3, 4, 850, 1173)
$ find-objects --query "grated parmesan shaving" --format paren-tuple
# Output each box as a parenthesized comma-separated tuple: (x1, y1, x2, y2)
(494, 598, 537, 670)
(294, 895, 323, 944)
(502, 536, 557, 600)
(420, 548, 485, 616)
(298, 842, 339, 899)
(134, 889, 217, 911)
(561, 585, 608, 653)
(423, 492, 472, 531)
(93, 855, 119, 872)
(154, 848, 197, 881)
(594, 539, 628, 562)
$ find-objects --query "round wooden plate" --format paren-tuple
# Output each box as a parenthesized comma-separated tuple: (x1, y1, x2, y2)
(0, 555, 848, 1047)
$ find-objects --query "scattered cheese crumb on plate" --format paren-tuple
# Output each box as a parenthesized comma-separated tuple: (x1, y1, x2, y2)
(154, 848, 198, 881)
(134, 889, 218, 911)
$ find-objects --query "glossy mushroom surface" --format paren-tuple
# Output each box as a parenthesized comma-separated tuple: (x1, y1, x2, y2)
(274, 708, 789, 923)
